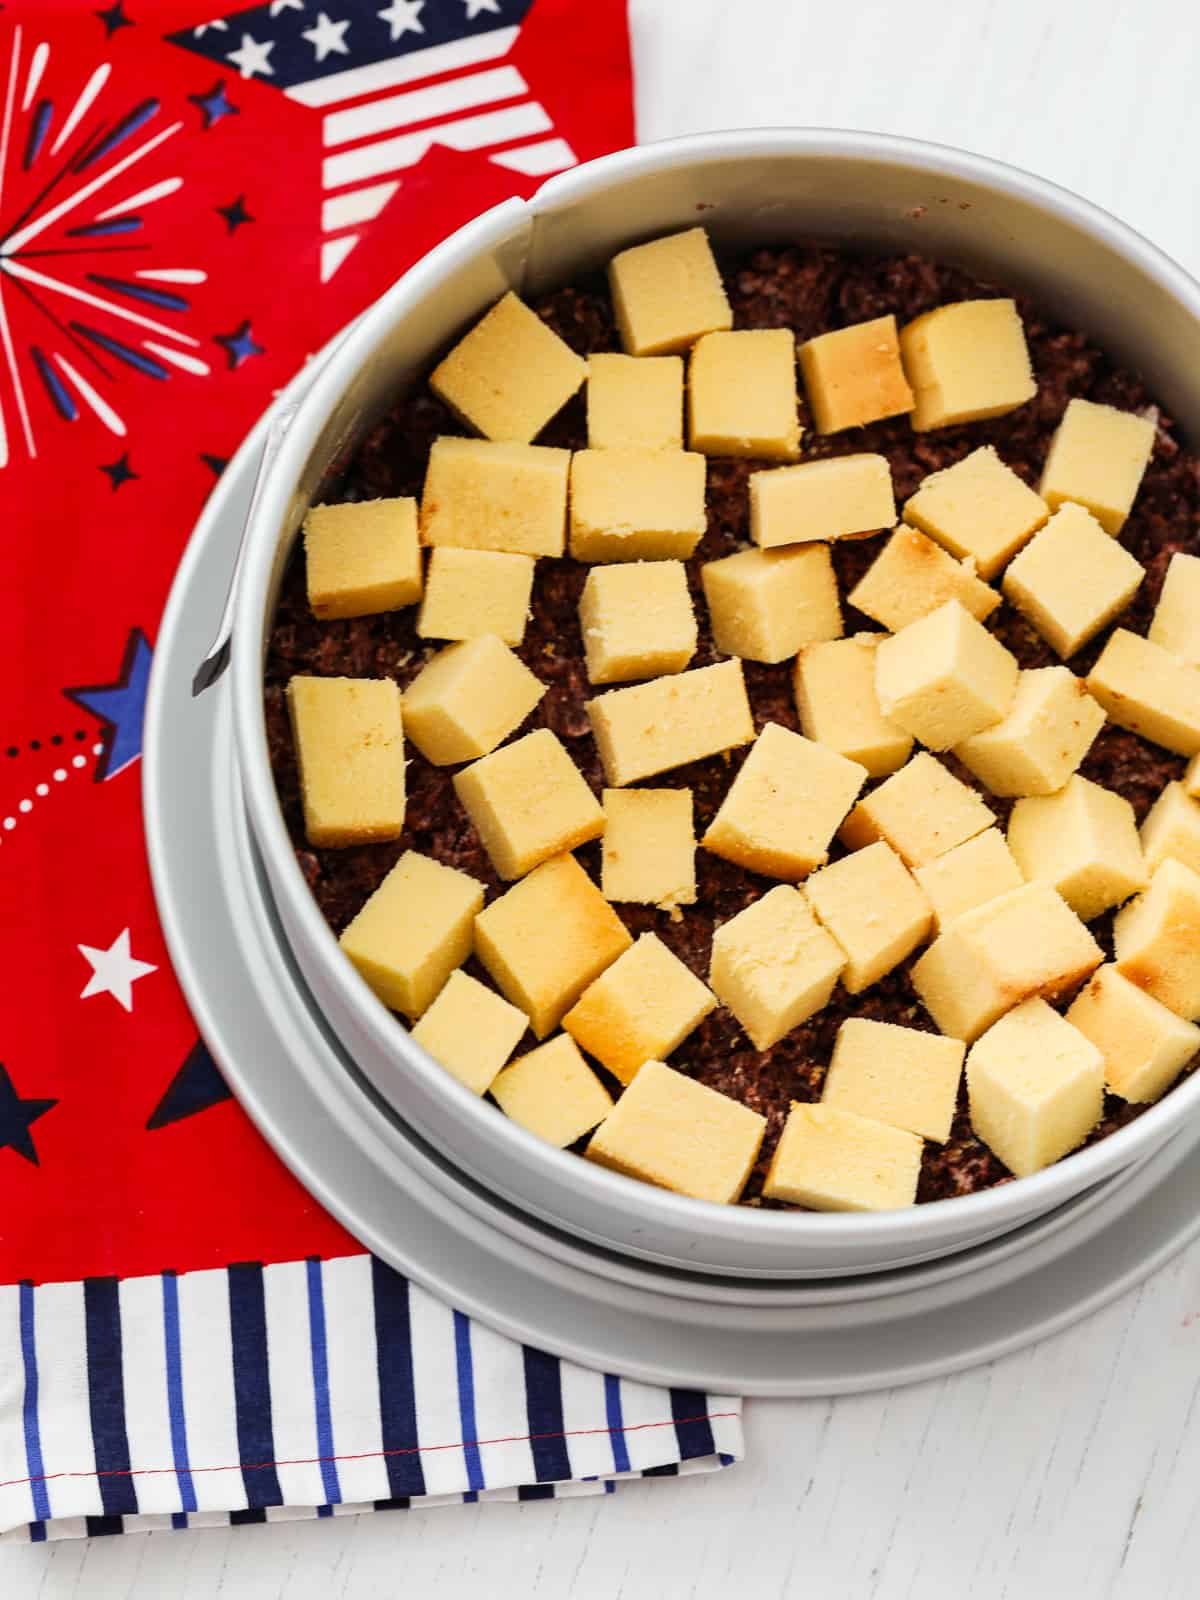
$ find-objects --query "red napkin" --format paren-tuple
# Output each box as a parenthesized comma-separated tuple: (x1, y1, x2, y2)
(0, 0, 633, 1283)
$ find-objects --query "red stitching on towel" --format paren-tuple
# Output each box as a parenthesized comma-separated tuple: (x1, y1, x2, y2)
(0, 1412, 739, 1489)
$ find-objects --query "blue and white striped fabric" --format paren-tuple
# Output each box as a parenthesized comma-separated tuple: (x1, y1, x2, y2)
(0, 1254, 742, 1541)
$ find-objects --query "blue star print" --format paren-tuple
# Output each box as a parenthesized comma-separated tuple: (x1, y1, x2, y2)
(0, 1062, 57, 1166)
(189, 80, 239, 129)
(64, 627, 153, 782)
(214, 318, 264, 370)
(146, 1039, 232, 1131)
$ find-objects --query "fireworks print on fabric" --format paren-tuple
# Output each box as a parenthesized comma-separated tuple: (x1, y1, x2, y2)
(0, 25, 210, 468)
(0, 0, 632, 1288)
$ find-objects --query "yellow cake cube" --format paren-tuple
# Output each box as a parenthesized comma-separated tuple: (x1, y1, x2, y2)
(763, 1102, 923, 1212)
(474, 853, 632, 1038)
(402, 635, 544, 765)
(966, 998, 1104, 1176)
(409, 969, 529, 1094)
(902, 445, 1048, 578)
(874, 599, 1019, 751)
(804, 842, 933, 994)
(823, 1017, 965, 1142)
(420, 436, 570, 557)
(839, 751, 994, 867)
(490, 1034, 614, 1147)
(608, 227, 732, 357)
(701, 544, 842, 665)
(911, 882, 1102, 1042)
(286, 675, 405, 848)
(913, 828, 1025, 931)
(568, 446, 707, 563)
(1007, 775, 1147, 922)
(428, 291, 586, 443)
(1039, 397, 1155, 534)
(899, 299, 1036, 431)
(1086, 630, 1200, 756)
(687, 329, 801, 460)
(750, 454, 895, 547)
(586, 352, 683, 452)
(955, 667, 1106, 798)
(587, 660, 754, 786)
(709, 886, 846, 1051)
(416, 548, 535, 646)
(1002, 503, 1143, 659)
(453, 728, 604, 881)
(304, 497, 422, 620)
(1113, 858, 1200, 1019)
(578, 560, 697, 684)
(1141, 781, 1200, 876)
(563, 932, 715, 1085)
(1149, 552, 1200, 666)
(704, 722, 867, 881)
(1067, 964, 1200, 1104)
(793, 635, 913, 778)
(847, 524, 999, 633)
(339, 850, 484, 1019)
(798, 314, 915, 434)
(600, 787, 696, 908)
(586, 1060, 765, 1206)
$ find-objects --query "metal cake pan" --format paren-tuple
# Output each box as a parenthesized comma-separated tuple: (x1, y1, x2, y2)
(225, 129, 1200, 1278)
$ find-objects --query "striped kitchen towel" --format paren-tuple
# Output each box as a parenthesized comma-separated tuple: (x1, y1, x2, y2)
(0, 1253, 742, 1542)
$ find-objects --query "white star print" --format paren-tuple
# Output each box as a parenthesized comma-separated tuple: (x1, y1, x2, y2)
(269, 0, 306, 13)
(462, 0, 501, 16)
(302, 10, 351, 60)
(377, 0, 425, 41)
(78, 929, 157, 1014)
(226, 32, 276, 79)
(192, 19, 229, 34)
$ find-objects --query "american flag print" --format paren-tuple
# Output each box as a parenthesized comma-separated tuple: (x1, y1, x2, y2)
(172, 0, 580, 284)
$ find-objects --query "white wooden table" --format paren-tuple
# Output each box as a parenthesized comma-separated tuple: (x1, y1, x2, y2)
(9, 0, 1200, 1591)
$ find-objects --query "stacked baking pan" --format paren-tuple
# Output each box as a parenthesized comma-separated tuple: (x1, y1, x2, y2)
(146, 132, 1200, 1395)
